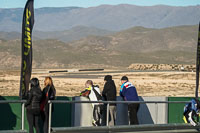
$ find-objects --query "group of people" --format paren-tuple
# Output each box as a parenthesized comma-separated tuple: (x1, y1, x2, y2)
(80, 74, 200, 127)
(26, 74, 139, 132)
(25, 77, 56, 133)
(25, 74, 200, 132)
(80, 75, 140, 126)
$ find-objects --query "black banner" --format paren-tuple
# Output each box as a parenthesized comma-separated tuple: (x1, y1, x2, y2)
(19, 0, 34, 99)
(196, 22, 200, 98)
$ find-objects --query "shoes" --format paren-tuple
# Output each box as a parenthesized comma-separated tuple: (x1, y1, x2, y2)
(92, 119, 101, 126)
(92, 120, 98, 126)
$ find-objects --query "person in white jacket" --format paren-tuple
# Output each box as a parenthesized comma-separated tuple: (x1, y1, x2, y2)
(81, 80, 103, 126)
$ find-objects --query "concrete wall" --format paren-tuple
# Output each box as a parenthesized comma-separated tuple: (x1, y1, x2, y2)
(73, 96, 168, 126)
(73, 97, 94, 127)
(138, 97, 168, 124)
(116, 97, 129, 125)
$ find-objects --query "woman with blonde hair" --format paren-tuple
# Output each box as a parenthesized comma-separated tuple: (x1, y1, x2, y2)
(41, 77, 56, 133)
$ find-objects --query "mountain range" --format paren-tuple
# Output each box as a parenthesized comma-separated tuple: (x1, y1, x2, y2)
(0, 25, 198, 69)
(0, 4, 200, 32)
(0, 26, 114, 42)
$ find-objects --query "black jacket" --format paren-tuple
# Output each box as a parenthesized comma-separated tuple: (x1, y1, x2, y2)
(102, 80, 117, 106)
(25, 86, 42, 110)
(42, 85, 56, 100)
(42, 85, 56, 111)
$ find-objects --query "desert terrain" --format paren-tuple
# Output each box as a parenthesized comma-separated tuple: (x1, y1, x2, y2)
(0, 69, 197, 97)
(0, 5, 199, 98)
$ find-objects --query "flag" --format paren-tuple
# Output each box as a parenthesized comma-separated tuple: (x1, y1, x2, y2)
(19, 0, 34, 99)
(196, 22, 200, 98)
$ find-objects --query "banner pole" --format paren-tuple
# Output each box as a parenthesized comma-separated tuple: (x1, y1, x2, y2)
(19, 0, 34, 99)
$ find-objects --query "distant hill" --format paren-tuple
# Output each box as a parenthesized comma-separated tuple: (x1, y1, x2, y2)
(0, 26, 114, 42)
(0, 25, 198, 69)
(0, 5, 200, 32)
(0, 32, 21, 41)
(33, 26, 114, 42)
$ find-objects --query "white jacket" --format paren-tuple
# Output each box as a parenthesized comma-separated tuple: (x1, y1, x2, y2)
(89, 86, 101, 107)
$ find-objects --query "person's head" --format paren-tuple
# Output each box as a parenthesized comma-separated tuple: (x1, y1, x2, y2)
(104, 75, 112, 82)
(30, 78, 40, 88)
(85, 80, 93, 88)
(44, 77, 53, 87)
(121, 76, 128, 84)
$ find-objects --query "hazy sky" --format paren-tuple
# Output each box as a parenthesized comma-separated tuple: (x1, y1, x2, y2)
(1, 0, 200, 8)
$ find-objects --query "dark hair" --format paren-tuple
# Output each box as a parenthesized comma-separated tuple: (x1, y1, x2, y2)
(30, 78, 40, 88)
(104, 75, 112, 81)
(121, 76, 128, 81)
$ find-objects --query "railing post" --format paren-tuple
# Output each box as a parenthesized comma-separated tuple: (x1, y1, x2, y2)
(106, 103, 110, 126)
(21, 102, 25, 130)
(155, 102, 158, 124)
(49, 102, 52, 133)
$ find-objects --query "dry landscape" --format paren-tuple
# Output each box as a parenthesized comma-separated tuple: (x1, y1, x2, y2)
(0, 5, 199, 98)
(0, 68, 197, 97)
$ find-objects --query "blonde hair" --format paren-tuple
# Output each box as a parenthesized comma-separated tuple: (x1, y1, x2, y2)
(44, 77, 53, 87)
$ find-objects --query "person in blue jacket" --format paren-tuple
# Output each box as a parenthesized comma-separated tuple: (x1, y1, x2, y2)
(183, 98, 200, 126)
(120, 76, 140, 125)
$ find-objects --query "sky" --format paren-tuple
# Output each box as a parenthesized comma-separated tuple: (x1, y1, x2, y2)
(1, 0, 200, 8)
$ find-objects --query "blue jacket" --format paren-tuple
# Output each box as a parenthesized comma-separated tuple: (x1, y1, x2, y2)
(120, 81, 139, 101)
(184, 99, 200, 114)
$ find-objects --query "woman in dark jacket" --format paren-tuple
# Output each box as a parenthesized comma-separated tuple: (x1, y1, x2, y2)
(41, 77, 56, 133)
(25, 78, 42, 133)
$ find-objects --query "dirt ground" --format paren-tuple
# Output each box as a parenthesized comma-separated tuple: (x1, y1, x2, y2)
(0, 69, 197, 97)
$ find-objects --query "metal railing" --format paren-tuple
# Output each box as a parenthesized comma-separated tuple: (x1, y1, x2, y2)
(0, 100, 193, 133)
(48, 100, 190, 133)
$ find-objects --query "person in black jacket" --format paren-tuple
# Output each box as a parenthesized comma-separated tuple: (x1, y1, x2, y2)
(41, 77, 56, 133)
(25, 78, 42, 133)
(102, 75, 117, 126)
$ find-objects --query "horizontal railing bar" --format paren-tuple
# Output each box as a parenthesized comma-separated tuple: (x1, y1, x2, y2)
(49, 100, 190, 104)
(0, 100, 26, 104)
(0, 130, 27, 133)
(52, 124, 200, 132)
(0, 100, 190, 104)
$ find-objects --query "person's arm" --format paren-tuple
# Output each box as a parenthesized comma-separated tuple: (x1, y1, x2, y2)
(191, 99, 197, 112)
(120, 88, 123, 97)
(25, 89, 33, 107)
(102, 82, 109, 97)
(42, 88, 46, 98)
(53, 87, 56, 98)
(80, 89, 91, 97)
(120, 86, 126, 97)
(49, 86, 56, 100)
